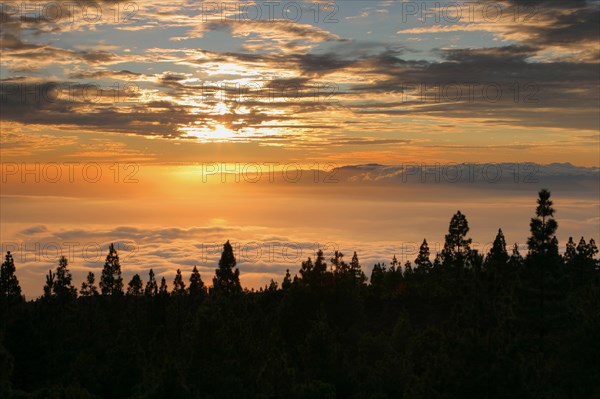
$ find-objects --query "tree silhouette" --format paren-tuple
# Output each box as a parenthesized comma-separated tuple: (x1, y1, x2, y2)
(314, 249, 327, 276)
(172, 269, 186, 295)
(564, 237, 577, 266)
(441, 211, 472, 269)
(508, 244, 524, 271)
(526, 189, 561, 355)
(42, 270, 55, 299)
(80, 272, 99, 297)
(188, 266, 205, 297)
(145, 269, 158, 296)
(485, 229, 509, 269)
(282, 269, 292, 290)
(527, 189, 558, 258)
(127, 274, 143, 296)
(331, 250, 347, 275)
(370, 263, 385, 289)
(159, 277, 168, 296)
(0, 252, 21, 300)
(414, 239, 432, 273)
(299, 249, 329, 288)
(299, 257, 314, 284)
(212, 241, 241, 295)
(100, 244, 123, 296)
(569, 237, 599, 286)
(0, 190, 598, 399)
(349, 252, 366, 285)
(576, 237, 598, 267)
(403, 260, 413, 278)
(53, 256, 77, 300)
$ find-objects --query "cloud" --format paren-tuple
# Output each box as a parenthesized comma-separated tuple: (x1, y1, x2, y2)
(20, 225, 49, 235)
(0, 0, 597, 159)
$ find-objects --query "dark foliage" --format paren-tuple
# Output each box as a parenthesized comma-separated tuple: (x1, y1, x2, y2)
(0, 190, 598, 398)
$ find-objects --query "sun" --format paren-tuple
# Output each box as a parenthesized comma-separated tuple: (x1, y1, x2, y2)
(209, 124, 237, 140)
(180, 124, 237, 142)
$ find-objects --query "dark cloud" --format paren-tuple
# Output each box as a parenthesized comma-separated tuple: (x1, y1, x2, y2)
(20, 225, 49, 235)
(503, 0, 599, 48)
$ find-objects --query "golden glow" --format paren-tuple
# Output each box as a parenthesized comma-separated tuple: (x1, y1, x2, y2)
(211, 102, 230, 115)
(181, 124, 238, 142)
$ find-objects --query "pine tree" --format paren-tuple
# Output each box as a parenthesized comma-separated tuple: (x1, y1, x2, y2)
(433, 253, 442, 269)
(43, 269, 55, 299)
(485, 229, 509, 269)
(188, 266, 206, 297)
(172, 269, 186, 295)
(159, 277, 168, 296)
(212, 241, 242, 295)
(441, 211, 472, 269)
(53, 256, 77, 299)
(314, 250, 327, 275)
(100, 244, 123, 296)
(0, 252, 22, 300)
(527, 189, 559, 258)
(349, 252, 366, 284)
(331, 250, 347, 275)
(508, 243, 524, 271)
(299, 257, 314, 284)
(127, 274, 143, 296)
(370, 263, 386, 289)
(414, 239, 432, 273)
(526, 189, 560, 353)
(145, 269, 158, 296)
(403, 261, 413, 277)
(282, 269, 292, 290)
(564, 237, 577, 267)
(299, 250, 329, 287)
(267, 279, 278, 292)
(80, 272, 99, 297)
(570, 237, 599, 286)
(576, 237, 598, 267)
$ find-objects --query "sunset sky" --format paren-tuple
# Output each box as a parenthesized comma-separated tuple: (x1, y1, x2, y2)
(1, 0, 598, 298)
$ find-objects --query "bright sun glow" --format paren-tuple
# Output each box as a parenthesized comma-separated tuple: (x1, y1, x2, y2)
(181, 124, 238, 142)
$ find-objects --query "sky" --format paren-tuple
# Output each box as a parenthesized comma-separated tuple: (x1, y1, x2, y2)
(0, 0, 599, 298)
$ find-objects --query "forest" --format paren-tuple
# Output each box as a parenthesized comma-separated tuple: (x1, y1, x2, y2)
(0, 189, 598, 399)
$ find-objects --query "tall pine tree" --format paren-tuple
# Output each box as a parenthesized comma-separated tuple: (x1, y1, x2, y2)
(80, 272, 99, 297)
(100, 244, 123, 296)
(127, 274, 143, 296)
(441, 211, 473, 269)
(145, 269, 158, 296)
(159, 277, 169, 296)
(485, 229, 509, 269)
(414, 239, 433, 273)
(527, 189, 559, 259)
(53, 256, 77, 299)
(212, 241, 242, 294)
(282, 269, 292, 290)
(172, 269, 186, 295)
(188, 266, 206, 297)
(349, 252, 366, 285)
(43, 270, 55, 299)
(0, 252, 21, 300)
